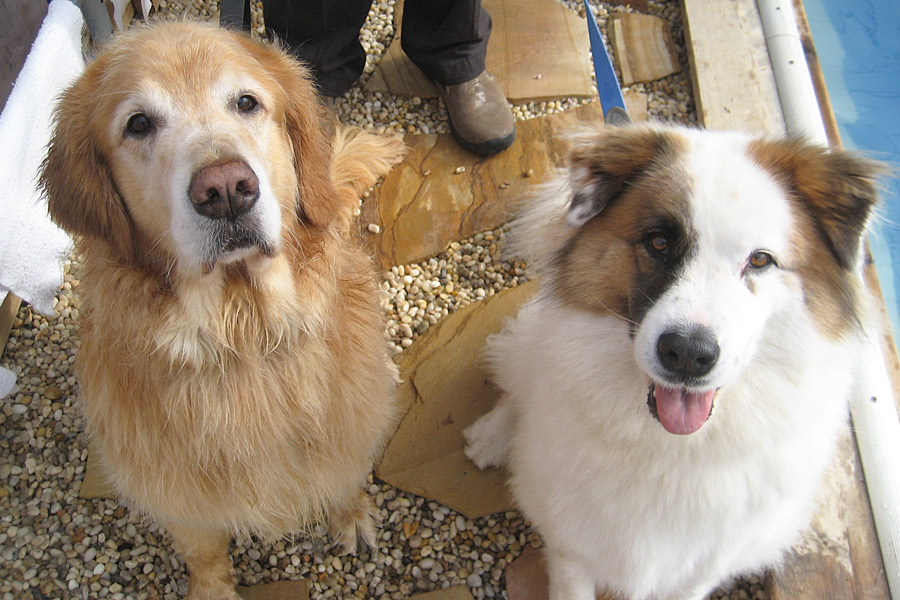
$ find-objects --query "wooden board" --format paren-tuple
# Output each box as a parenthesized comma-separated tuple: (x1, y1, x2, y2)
(608, 13, 680, 86)
(768, 427, 890, 600)
(0, 293, 22, 359)
(364, 0, 593, 102)
(680, 0, 784, 135)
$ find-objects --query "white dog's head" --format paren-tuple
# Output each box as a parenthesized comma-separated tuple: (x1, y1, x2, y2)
(42, 22, 340, 277)
(549, 124, 881, 434)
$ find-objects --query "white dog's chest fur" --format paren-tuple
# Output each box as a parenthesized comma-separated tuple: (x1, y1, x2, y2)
(504, 300, 852, 598)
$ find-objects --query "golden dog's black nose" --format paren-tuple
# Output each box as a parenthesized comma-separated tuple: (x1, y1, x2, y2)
(189, 160, 259, 220)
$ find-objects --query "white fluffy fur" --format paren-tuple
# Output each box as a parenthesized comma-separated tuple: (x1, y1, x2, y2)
(465, 125, 871, 600)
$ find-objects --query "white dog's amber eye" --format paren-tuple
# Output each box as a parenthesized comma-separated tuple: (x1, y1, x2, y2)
(748, 251, 773, 269)
(126, 113, 152, 136)
(237, 94, 258, 112)
(648, 234, 668, 253)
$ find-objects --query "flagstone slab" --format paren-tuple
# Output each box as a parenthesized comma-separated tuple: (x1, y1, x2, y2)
(80, 441, 117, 499)
(505, 546, 549, 600)
(609, 13, 681, 86)
(358, 102, 605, 270)
(505, 546, 616, 600)
(624, 89, 649, 122)
(364, 0, 593, 102)
(237, 580, 309, 600)
(409, 586, 475, 600)
(376, 281, 538, 518)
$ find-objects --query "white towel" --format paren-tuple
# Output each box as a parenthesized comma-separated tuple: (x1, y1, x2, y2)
(0, 0, 82, 315)
(0, 0, 84, 396)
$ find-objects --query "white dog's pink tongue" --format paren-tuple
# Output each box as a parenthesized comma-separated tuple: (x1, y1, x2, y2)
(655, 386, 715, 435)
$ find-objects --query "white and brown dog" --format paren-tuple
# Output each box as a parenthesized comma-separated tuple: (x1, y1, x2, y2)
(465, 124, 882, 600)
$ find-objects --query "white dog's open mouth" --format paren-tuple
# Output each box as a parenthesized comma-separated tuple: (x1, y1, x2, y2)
(647, 382, 719, 435)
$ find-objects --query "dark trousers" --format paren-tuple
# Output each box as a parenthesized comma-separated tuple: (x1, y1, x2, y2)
(260, 0, 492, 96)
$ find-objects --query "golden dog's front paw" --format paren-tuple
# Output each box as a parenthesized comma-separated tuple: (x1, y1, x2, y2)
(329, 491, 380, 555)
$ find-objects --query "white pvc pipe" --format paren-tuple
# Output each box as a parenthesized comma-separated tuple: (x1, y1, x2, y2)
(757, 0, 828, 143)
(757, 1, 900, 597)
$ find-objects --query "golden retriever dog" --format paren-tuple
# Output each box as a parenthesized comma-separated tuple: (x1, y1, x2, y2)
(41, 21, 405, 599)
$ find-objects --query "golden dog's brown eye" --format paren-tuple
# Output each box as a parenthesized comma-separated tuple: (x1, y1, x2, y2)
(237, 95, 258, 112)
(648, 234, 668, 254)
(749, 251, 774, 269)
(126, 113, 152, 136)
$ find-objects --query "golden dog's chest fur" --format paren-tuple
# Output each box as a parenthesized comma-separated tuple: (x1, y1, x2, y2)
(77, 232, 396, 540)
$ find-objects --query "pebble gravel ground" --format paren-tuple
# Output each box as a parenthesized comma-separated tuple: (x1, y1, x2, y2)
(0, 1, 766, 598)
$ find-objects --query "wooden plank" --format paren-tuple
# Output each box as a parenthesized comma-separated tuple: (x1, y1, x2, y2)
(768, 426, 890, 600)
(680, 0, 784, 135)
(364, 0, 592, 102)
(0, 293, 22, 359)
(608, 13, 680, 86)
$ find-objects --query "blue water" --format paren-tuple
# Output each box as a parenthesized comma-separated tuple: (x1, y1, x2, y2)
(803, 0, 900, 334)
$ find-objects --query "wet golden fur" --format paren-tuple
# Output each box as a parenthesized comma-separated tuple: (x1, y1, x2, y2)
(41, 21, 405, 599)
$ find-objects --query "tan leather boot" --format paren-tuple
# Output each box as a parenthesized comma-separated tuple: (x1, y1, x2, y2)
(438, 70, 516, 156)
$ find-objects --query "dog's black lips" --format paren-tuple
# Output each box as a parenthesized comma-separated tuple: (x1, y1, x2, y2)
(201, 222, 274, 273)
(647, 382, 659, 421)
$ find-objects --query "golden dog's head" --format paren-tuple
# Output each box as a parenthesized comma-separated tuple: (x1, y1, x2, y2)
(42, 21, 338, 275)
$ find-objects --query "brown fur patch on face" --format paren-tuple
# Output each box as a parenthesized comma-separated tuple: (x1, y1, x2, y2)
(749, 139, 883, 336)
(566, 125, 687, 226)
(555, 127, 693, 326)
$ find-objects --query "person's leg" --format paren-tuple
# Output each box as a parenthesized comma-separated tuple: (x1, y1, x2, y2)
(400, 0, 515, 156)
(400, 0, 491, 86)
(261, 0, 373, 97)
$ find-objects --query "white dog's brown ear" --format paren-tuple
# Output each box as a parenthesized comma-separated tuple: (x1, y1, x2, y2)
(237, 34, 340, 229)
(40, 71, 135, 261)
(566, 125, 677, 227)
(749, 140, 884, 270)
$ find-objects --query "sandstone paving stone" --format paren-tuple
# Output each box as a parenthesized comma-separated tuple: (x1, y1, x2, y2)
(409, 585, 476, 600)
(237, 580, 309, 600)
(505, 545, 617, 600)
(358, 103, 605, 269)
(376, 282, 537, 518)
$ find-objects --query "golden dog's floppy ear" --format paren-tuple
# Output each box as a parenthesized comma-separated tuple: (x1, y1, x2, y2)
(565, 125, 677, 227)
(235, 34, 340, 229)
(749, 140, 884, 270)
(40, 69, 135, 261)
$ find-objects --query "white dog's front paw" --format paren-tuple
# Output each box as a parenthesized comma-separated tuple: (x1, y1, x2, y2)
(463, 402, 514, 469)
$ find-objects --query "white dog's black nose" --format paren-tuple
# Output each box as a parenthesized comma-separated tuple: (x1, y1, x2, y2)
(189, 160, 259, 220)
(657, 327, 720, 380)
